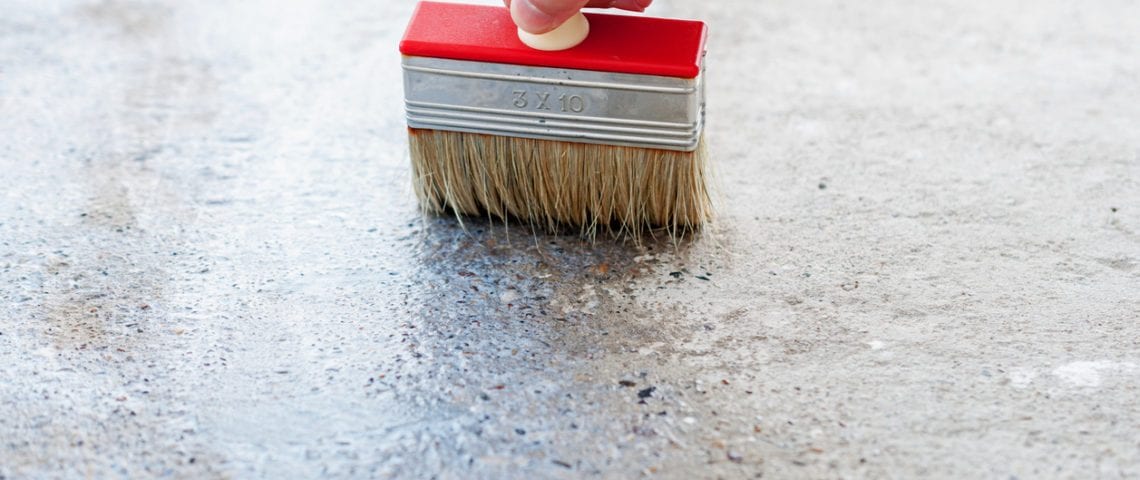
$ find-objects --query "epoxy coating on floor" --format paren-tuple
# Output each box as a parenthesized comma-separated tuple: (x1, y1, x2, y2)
(2, 0, 1139, 478)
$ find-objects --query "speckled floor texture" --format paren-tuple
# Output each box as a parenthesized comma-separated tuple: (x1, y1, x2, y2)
(2, 0, 1138, 478)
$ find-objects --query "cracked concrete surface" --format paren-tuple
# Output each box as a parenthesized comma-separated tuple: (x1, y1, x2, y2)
(2, 0, 1138, 478)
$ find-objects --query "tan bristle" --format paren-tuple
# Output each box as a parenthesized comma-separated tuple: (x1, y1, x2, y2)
(409, 128, 712, 238)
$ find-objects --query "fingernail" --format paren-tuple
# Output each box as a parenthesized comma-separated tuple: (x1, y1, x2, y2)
(511, 0, 559, 34)
(611, 0, 650, 11)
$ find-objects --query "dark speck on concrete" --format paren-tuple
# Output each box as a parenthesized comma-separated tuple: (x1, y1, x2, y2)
(515, 428, 526, 435)
(619, 380, 637, 387)
(669, 272, 682, 279)
(637, 387, 656, 399)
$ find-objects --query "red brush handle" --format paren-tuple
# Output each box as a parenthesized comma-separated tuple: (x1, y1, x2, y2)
(399, 1, 707, 79)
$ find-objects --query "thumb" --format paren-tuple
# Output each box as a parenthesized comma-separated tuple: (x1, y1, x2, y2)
(509, 0, 589, 35)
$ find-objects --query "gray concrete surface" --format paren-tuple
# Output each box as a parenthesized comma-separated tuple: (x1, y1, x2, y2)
(2, 0, 1138, 478)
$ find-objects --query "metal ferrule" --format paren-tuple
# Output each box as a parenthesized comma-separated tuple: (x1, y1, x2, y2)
(403, 56, 705, 152)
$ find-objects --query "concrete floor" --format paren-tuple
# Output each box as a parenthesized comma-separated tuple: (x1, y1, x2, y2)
(2, 0, 1138, 478)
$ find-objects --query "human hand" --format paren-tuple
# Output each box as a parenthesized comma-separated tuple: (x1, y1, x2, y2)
(503, 0, 653, 34)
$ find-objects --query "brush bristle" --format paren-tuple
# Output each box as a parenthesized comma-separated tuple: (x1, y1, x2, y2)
(408, 128, 712, 238)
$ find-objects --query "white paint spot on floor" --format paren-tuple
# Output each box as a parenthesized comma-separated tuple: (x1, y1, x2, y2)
(792, 118, 827, 140)
(638, 342, 666, 356)
(867, 340, 885, 350)
(1052, 361, 1138, 388)
(1008, 367, 1038, 388)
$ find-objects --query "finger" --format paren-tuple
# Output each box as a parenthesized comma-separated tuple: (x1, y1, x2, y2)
(510, 0, 590, 35)
(510, 0, 653, 35)
(583, 0, 652, 10)
(509, 0, 652, 11)
(507, 0, 652, 12)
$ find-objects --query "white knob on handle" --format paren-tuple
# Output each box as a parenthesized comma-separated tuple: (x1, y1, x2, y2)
(517, 12, 590, 51)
